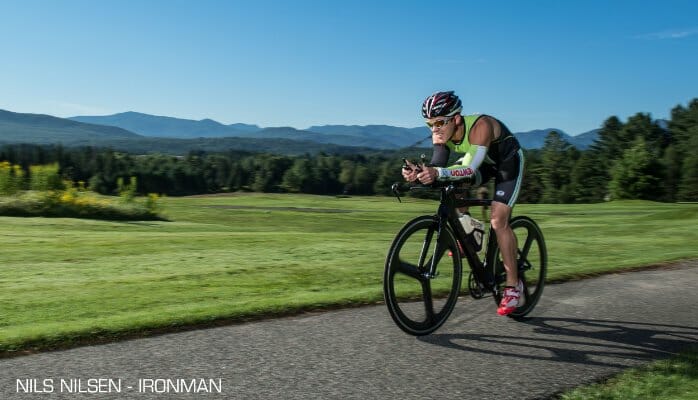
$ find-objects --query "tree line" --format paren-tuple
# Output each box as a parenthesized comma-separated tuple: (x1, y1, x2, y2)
(1, 98, 697, 203)
(524, 98, 698, 203)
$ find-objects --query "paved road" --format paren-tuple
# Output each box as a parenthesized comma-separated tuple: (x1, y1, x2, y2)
(1, 261, 697, 399)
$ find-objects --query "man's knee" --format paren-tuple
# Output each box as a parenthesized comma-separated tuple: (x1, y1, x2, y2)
(490, 202, 511, 231)
(490, 215, 509, 231)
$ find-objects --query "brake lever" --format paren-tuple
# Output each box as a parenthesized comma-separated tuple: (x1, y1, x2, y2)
(402, 158, 423, 173)
(391, 183, 403, 203)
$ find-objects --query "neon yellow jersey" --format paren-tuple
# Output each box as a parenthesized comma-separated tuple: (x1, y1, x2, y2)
(445, 114, 518, 166)
(446, 114, 494, 165)
(446, 114, 481, 153)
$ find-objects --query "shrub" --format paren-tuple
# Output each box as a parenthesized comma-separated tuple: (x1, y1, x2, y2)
(117, 176, 138, 203)
(29, 163, 64, 191)
(0, 187, 165, 221)
(0, 164, 165, 221)
(0, 161, 25, 195)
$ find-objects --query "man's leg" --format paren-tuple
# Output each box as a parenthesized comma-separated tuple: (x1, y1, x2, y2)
(490, 201, 517, 286)
(491, 200, 524, 316)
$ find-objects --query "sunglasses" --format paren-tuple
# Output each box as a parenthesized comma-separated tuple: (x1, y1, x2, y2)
(425, 116, 454, 129)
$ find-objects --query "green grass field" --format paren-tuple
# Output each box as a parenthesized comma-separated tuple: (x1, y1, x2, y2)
(559, 347, 698, 400)
(1, 194, 697, 354)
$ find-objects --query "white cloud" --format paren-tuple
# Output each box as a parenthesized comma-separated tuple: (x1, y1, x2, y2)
(636, 28, 698, 40)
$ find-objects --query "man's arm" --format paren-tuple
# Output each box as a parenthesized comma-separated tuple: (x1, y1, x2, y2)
(430, 144, 450, 167)
(433, 117, 495, 180)
(417, 117, 497, 184)
(434, 145, 487, 180)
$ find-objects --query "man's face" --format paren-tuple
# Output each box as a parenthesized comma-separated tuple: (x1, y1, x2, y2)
(426, 115, 456, 144)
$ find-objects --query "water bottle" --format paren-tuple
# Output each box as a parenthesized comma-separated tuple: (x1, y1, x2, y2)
(459, 213, 485, 251)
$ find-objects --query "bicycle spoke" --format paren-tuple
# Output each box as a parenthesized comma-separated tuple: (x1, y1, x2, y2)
(395, 260, 426, 281)
(517, 249, 533, 271)
(520, 275, 532, 299)
(520, 229, 535, 262)
(422, 280, 435, 323)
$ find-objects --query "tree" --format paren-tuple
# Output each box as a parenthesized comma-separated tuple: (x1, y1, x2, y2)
(622, 113, 669, 153)
(660, 144, 681, 202)
(609, 137, 661, 200)
(338, 160, 356, 194)
(29, 163, 64, 191)
(282, 158, 313, 193)
(352, 165, 377, 195)
(569, 151, 607, 203)
(667, 98, 698, 201)
(250, 155, 293, 193)
(0, 161, 25, 195)
(518, 150, 544, 204)
(226, 163, 247, 191)
(591, 116, 626, 163)
(373, 160, 403, 196)
(669, 98, 698, 153)
(540, 131, 574, 203)
(310, 155, 341, 194)
(677, 128, 698, 201)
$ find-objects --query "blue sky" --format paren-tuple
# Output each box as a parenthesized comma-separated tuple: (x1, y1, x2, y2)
(1, 0, 697, 135)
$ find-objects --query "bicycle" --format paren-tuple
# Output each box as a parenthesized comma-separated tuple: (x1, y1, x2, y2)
(383, 180, 547, 336)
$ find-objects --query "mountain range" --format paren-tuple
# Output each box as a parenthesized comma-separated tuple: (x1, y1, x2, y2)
(1, 109, 600, 155)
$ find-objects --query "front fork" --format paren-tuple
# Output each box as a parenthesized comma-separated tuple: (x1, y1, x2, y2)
(422, 203, 451, 279)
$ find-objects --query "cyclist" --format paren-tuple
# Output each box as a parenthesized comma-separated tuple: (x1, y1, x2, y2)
(401, 91, 525, 316)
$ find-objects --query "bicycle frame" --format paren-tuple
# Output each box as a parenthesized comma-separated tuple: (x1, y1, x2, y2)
(395, 183, 498, 293)
(386, 182, 547, 334)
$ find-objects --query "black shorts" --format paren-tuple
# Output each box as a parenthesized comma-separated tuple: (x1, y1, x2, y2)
(477, 149, 524, 208)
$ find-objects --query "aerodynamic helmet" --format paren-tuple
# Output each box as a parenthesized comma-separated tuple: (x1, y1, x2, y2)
(421, 91, 462, 118)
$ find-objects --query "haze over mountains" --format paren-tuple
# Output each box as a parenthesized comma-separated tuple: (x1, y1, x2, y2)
(1, 109, 600, 155)
(70, 111, 600, 149)
(69, 112, 436, 149)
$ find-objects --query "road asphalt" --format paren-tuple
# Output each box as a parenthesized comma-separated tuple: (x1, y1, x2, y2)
(1, 261, 696, 399)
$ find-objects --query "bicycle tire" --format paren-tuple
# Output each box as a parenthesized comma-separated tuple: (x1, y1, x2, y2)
(383, 215, 462, 336)
(489, 216, 547, 318)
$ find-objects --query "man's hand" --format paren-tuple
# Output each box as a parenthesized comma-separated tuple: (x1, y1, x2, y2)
(417, 165, 438, 185)
(401, 159, 420, 182)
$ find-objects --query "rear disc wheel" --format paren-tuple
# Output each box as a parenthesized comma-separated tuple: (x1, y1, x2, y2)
(489, 216, 547, 318)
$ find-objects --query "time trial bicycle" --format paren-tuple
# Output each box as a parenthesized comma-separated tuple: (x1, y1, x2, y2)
(383, 180, 547, 336)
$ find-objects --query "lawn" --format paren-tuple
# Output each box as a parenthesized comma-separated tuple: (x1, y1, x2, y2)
(1, 193, 697, 353)
(559, 347, 698, 400)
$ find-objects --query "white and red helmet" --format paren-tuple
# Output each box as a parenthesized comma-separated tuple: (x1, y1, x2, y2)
(421, 91, 462, 118)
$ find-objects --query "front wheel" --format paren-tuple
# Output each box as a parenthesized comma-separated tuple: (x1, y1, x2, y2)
(489, 216, 547, 318)
(383, 216, 462, 336)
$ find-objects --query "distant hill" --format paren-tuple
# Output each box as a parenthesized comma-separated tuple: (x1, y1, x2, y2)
(69, 113, 431, 149)
(69, 112, 598, 150)
(513, 128, 565, 149)
(232, 126, 402, 149)
(568, 129, 599, 149)
(2, 109, 601, 155)
(307, 125, 431, 148)
(69, 112, 261, 138)
(513, 128, 598, 150)
(0, 109, 378, 156)
(0, 109, 141, 145)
